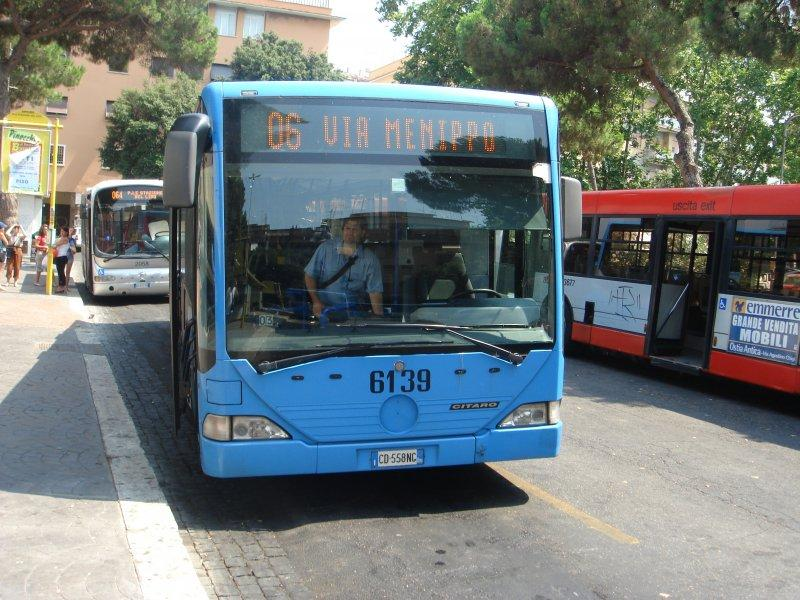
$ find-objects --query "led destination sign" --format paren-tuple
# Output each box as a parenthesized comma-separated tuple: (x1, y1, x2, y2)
(235, 100, 543, 161)
(108, 188, 162, 202)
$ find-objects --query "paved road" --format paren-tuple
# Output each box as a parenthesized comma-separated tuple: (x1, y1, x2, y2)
(86, 294, 800, 600)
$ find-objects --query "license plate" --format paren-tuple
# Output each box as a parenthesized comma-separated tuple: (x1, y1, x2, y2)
(372, 448, 424, 468)
(133, 282, 151, 288)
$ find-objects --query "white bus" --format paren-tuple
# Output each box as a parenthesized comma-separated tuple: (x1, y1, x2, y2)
(81, 179, 168, 297)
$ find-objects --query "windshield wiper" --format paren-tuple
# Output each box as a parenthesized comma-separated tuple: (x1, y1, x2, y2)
(348, 323, 525, 366)
(141, 239, 168, 261)
(256, 339, 454, 373)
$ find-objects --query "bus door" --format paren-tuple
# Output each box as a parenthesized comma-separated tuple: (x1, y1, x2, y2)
(648, 220, 723, 371)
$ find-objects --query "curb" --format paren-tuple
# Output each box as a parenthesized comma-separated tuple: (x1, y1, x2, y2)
(79, 326, 208, 600)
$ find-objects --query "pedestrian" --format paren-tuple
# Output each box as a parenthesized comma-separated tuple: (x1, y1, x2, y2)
(5, 224, 26, 287)
(0, 222, 8, 286)
(53, 226, 70, 293)
(33, 224, 49, 286)
(64, 226, 77, 290)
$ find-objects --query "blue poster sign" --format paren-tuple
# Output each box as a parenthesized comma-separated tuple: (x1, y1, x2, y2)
(727, 297, 800, 365)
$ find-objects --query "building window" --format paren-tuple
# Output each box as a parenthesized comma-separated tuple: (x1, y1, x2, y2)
(150, 57, 175, 77)
(105, 100, 116, 118)
(242, 11, 264, 38)
(215, 7, 237, 37)
(49, 144, 66, 166)
(107, 55, 129, 73)
(46, 96, 68, 115)
(210, 63, 233, 81)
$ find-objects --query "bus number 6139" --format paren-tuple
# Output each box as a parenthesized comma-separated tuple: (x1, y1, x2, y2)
(370, 369, 431, 394)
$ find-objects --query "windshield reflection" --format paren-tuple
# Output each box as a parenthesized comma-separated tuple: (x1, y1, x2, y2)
(224, 162, 554, 364)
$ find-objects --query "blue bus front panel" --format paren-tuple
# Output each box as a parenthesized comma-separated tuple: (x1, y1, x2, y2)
(196, 349, 562, 478)
(200, 426, 561, 478)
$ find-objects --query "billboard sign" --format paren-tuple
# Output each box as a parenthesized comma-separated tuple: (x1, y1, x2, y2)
(728, 296, 800, 365)
(0, 110, 52, 196)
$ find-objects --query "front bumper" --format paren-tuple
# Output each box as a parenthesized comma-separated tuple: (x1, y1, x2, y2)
(199, 423, 562, 478)
(92, 280, 168, 296)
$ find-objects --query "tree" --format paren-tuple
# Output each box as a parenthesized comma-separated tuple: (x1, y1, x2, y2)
(378, 0, 481, 86)
(99, 74, 199, 179)
(0, 0, 217, 221)
(0, 0, 216, 118)
(229, 32, 344, 81)
(458, 0, 800, 187)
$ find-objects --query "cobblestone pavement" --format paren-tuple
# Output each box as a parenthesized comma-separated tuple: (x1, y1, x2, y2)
(84, 298, 312, 600)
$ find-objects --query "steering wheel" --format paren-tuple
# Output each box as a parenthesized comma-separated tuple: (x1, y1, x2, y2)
(450, 288, 504, 300)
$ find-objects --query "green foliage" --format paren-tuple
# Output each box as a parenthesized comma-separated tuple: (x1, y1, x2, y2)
(377, 0, 482, 86)
(560, 86, 664, 190)
(668, 43, 800, 185)
(229, 32, 344, 81)
(9, 42, 84, 107)
(99, 74, 199, 178)
(457, 0, 677, 105)
(0, 0, 216, 116)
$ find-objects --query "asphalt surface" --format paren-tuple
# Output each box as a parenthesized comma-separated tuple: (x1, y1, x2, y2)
(84, 291, 800, 600)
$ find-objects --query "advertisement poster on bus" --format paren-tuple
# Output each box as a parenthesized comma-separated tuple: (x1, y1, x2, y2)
(727, 296, 800, 365)
(0, 120, 51, 196)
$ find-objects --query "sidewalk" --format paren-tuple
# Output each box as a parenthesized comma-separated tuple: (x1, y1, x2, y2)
(0, 255, 81, 298)
(0, 257, 140, 598)
(0, 256, 204, 599)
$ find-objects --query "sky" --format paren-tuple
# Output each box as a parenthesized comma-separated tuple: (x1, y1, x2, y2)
(327, 0, 409, 76)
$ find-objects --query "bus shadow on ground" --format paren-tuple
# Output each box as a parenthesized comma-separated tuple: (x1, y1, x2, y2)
(0, 321, 119, 502)
(77, 283, 169, 308)
(85, 317, 530, 533)
(565, 347, 800, 452)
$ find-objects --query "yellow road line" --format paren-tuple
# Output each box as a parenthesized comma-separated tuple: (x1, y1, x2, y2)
(488, 464, 640, 545)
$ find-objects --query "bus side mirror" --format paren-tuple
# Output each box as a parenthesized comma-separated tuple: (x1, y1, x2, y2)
(560, 176, 583, 241)
(163, 113, 211, 209)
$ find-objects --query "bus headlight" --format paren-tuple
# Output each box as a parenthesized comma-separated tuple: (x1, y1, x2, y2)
(203, 414, 231, 440)
(497, 401, 560, 428)
(232, 416, 290, 440)
(203, 415, 290, 441)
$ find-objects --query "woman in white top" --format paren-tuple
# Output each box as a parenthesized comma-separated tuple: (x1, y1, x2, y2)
(53, 226, 71, 293)
(5, 224, 26, 286)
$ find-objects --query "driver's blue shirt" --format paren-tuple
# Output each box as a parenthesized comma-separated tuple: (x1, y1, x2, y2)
(304, 239, 383, 307)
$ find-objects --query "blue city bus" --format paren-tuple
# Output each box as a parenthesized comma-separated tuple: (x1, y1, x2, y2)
(163, 81, 581, 478)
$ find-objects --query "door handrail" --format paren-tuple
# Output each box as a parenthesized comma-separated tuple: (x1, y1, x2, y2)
(655, 283, 690, 339)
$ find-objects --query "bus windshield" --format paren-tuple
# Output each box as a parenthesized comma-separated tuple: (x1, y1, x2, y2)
(223, 98, 554, 365)
(93, 185, 169, 258)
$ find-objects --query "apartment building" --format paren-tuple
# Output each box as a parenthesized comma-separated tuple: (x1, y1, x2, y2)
(16, 0, 339, 238)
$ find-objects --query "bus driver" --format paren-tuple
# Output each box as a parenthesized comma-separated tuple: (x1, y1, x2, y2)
(304, 216, 383, 318)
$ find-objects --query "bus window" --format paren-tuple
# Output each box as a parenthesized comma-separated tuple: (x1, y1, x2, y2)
(596, 218, 654, 280)
(564, 241, 594, 275)
(563, 217, 594, 275)
(730, 219, 800, 297)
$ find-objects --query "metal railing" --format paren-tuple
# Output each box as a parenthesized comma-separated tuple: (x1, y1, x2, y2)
(278, 0, 330, 8)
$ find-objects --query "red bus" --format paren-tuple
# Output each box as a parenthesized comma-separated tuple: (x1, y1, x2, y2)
(563, 184, 800, 394)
